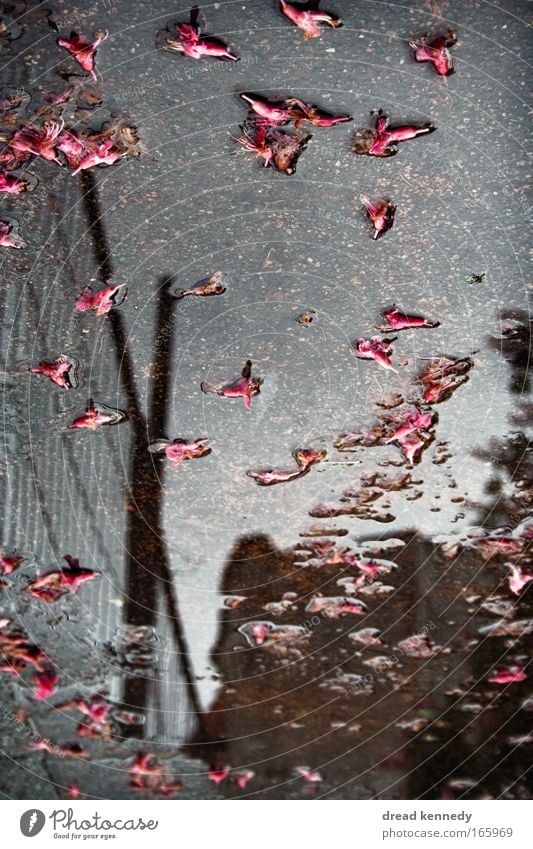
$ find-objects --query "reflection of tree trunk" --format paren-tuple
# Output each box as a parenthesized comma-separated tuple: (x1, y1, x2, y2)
(107, 307, 160, 626)
(79, 173, 115, 284)
(80, 173, 204, 731)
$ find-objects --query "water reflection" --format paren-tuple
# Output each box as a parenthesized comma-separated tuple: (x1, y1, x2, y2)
(1, 191, 531, 797)
(184, 524, 532, 799)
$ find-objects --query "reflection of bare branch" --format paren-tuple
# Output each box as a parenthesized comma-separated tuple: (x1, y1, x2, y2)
(80, 172, 204, 733)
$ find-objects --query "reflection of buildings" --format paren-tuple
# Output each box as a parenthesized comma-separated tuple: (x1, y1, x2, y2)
(184, 310, 532, 797)
(184, 532, 502, 798)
